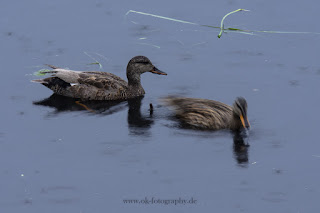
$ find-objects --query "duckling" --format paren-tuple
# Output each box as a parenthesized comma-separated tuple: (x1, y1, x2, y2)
(162, 96, 250, 131)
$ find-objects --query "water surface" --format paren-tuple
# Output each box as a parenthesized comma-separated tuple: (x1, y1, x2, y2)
(1, 0, 320, 212)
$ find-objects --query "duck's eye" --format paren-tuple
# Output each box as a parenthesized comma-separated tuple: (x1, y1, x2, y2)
(137, 61, 149, 64)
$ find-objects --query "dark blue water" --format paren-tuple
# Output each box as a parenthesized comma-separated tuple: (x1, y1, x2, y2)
(1, 0, 320, 212)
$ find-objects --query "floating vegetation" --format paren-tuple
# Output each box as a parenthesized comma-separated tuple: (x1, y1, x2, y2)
(126, 9, 320, 38)
(84, 51, 103, 69)
(33, 69, 51, 76)
(217, 9, 249, 38)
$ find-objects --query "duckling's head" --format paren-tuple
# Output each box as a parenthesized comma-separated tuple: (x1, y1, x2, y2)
(127, 56, 166, 84)
(232, 97, 250, 129)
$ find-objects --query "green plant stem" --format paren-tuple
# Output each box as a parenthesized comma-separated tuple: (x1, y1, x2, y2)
(218, 9, 249, 38)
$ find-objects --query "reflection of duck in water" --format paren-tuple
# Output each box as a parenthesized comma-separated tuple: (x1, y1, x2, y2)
(127, 97, 153, 128)
(162, 96, 250, 131)
(33, 94, 127, 115)
(33, 95, 153, 131)
(32, 56, 166, 101)
(127, 97, 153, 136)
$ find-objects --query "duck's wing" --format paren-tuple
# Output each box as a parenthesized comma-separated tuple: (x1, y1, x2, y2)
(65, 72, 129, 100)
(163, 97, 233, 130)
(77, 72, 128, 90)
(33, 68, 129, 100)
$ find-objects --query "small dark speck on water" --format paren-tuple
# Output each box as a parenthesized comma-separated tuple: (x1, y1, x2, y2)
(24, 198, 32, 205)
(6, 32, 13, 36)
(273, 169, 283, 174)
(180, 53, 193, 61)
(105, 11, 112, 16)
(95, 2, 103, 8)
(149, 103, 153, 115)
(140, 25, 150, 30)
(289, 80, 299, 86)
(298, 66, 309, 71)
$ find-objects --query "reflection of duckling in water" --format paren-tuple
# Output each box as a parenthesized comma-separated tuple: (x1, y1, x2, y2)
(162, 96, 250, 131)
(32, 56, 166, 101)
(233, 131, 250, 165)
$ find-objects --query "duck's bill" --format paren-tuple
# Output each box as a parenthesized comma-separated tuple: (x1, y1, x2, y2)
(240, 115, 250, 129)
(150, 66, 167, 75)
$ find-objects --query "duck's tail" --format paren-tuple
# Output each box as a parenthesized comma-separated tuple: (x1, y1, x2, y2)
(32, 64, 81, 84)
(31, 77, 71, 90)
(31, 79, 48, 84)
(31, 64, 59, 84)
(31, 65, 68, 85)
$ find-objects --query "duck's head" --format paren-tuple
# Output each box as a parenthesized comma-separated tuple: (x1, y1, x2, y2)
(232, 97, 250, 129)
(127, 56, 166, 78)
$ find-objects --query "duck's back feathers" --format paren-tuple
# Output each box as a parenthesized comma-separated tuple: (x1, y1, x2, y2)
(78, 72, 128, 90)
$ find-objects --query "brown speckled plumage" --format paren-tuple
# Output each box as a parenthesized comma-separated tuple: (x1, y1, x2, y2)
(32, 56, 166, 101)
(162, 96, 250, 131)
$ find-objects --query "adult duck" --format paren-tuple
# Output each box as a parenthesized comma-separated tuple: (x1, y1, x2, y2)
(32, 56, 166, 101)
(162, 96, 250, 131)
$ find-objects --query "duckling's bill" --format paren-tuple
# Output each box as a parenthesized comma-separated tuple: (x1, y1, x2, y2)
(150, 66, 167, 75)
(240, 115, 250, 129)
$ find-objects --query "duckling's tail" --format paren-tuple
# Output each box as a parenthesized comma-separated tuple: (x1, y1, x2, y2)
(160, 95, 177, 106)
(160, 95, 184, 106)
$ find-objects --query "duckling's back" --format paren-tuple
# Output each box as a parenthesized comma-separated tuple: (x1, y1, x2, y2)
(162, 96, 233, 130)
